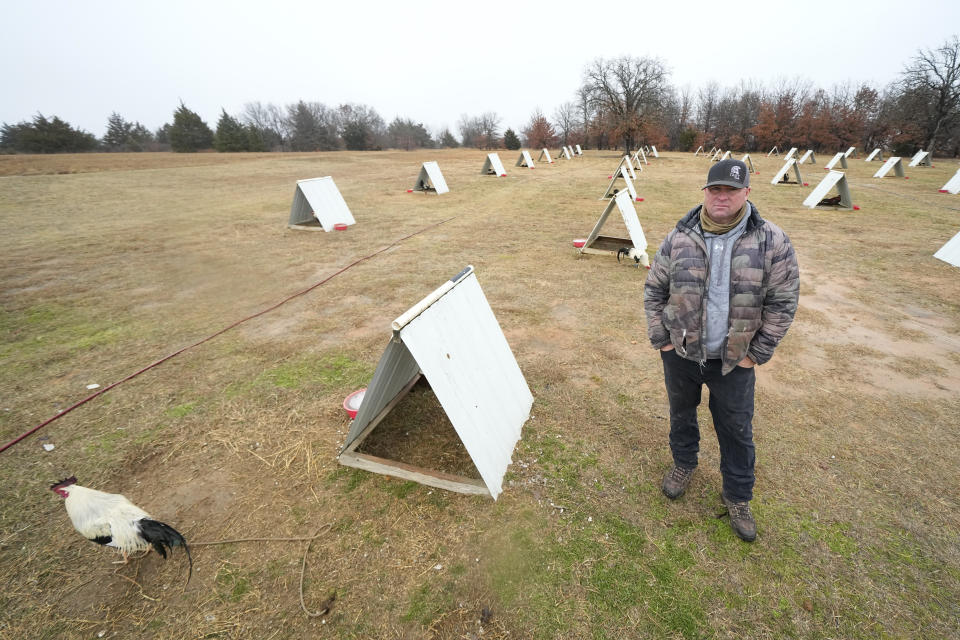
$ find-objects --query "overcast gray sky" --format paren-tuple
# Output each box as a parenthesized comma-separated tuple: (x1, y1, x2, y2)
(3, 1, 959, 138)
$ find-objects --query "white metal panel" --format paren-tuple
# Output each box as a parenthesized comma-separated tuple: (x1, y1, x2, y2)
(940, 168, 960, 194)
(796, 150, 813, 164)
(824, 152, 847, 170)
(482, 153, 507, 176)
(604, 167, 638, 201)
(803, 170, 851, 208)
(415, 161, 449, 194)
(844, 146, 856, 157)
(575, 144, 582, 155)
(934, 231, 960, 267)
(288, 177, 355, 230)
(539, 148, 553, 163)
(515, 150, 535, 168)
(864, 148, 881, 162)
(719, 150, 731, 161)
(909, 150, 931, 167)
(621, 155, 637, 180)
(771, 158, 801, 185)
(650, 146, 659, 158)
(614, 190, 647, 252)
(400, 273, 533, 499)
(873, 157, 904, 178)
(560, 146, 571, 159)
(784, 147, 798, 161)
(341, 339, 421, 450)
(741, 154, 756, 173)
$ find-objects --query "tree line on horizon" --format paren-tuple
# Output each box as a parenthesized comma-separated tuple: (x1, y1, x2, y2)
(2, 36, 957, 157)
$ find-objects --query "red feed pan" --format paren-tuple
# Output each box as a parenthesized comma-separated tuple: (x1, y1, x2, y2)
(343, 388, 366, 419)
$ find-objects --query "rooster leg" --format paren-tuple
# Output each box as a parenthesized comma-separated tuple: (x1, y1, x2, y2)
(112, 550, 130, 565)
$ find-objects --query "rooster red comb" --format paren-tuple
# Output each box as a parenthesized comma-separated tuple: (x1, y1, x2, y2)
(50, 476, 78, 491)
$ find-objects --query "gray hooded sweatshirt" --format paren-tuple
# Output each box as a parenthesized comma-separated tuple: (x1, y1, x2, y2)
(700, 206, 751, 359)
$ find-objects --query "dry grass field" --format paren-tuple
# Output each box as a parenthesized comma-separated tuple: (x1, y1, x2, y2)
(1, 148, 958, 639)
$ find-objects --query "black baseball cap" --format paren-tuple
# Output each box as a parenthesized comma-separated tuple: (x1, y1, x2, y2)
(704, 159, 750, 189)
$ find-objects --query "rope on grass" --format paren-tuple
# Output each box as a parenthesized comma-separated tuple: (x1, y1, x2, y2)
(0, 216, 457, 455)
(191, 523, 334, 618)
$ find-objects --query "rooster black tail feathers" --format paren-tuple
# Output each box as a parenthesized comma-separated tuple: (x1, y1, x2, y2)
(138, 519, 193, 583)
(617, 247, 628, 263)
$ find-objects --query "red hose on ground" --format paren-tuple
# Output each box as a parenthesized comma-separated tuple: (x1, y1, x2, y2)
(0, 217, 456, 455)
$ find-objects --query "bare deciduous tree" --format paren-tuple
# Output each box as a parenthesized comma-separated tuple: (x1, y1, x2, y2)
(580, 56, 671, 153)
(242, 101, 285, 150)
(900, 35, 960, 153)
(552, 102, 576, 146)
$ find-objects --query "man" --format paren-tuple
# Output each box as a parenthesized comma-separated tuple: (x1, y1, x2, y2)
(643, 159, 799, 542)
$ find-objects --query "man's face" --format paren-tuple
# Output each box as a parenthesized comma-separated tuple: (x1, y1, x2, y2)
(703, 185, 750, 224)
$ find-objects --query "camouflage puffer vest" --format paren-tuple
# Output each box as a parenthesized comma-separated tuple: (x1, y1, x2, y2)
(643, 202, 800, 375)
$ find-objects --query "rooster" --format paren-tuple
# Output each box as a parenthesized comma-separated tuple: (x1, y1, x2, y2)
(617, 247, 650, 268)
(51, 477, 192, 582)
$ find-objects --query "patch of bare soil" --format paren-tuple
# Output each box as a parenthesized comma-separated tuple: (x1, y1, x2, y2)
(786, 275, 960, 398)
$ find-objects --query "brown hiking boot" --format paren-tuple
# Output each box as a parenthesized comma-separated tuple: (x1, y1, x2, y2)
(661, 465, 695, 500)
(722, 493, 757, 542)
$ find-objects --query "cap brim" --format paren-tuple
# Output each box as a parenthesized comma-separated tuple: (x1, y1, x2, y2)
(703, 180, 748, 189)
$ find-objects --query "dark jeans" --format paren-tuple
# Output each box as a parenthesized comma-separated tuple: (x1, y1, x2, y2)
(660, 349, 756, 501)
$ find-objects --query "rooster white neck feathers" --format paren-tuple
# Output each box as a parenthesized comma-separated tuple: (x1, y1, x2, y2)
(51, 477, 191, 582)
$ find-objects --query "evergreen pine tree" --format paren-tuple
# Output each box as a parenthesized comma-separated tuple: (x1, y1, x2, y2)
(245, 125, 266, 152)
(103, 112, 133, 150)
(0, 114, 98, 153)
(503, 128, 521, 150)
(128, 122, 154, 151)
(213, 109, 249, 152)
(169, 102, 214, 152)
(439, 128, 459, 148)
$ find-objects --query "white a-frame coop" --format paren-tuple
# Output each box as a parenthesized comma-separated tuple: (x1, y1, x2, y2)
(481, 153, 507, 176)
(939, 168, 960, 194)
(412, 161, 449, 194)
(908, 150, 932, 167)
(824, 152, 849, 170)
(578, 189, 648, 265)
(803, 170, 854, 210)
(515, 150, 535, 168)
(873, 157, 905, 179)
(934, 231, 960, 267)
(538, 148, 554, 163)
(602, 162, 640, 201)
(288, 177, 356, 231)
(771, 158, 804, 185)
(338, 266, 533, 499)
(864, 148, 883, 162)
(796, 150, 815, 164)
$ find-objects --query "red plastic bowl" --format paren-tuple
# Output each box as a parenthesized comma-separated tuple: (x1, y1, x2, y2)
(343, 388, 366, 419)
(334, 223, 348, 231)
(573, 238, 587, 248)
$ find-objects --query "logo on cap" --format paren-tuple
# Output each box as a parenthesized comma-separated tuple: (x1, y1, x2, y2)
(730, 166, 742, 181)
